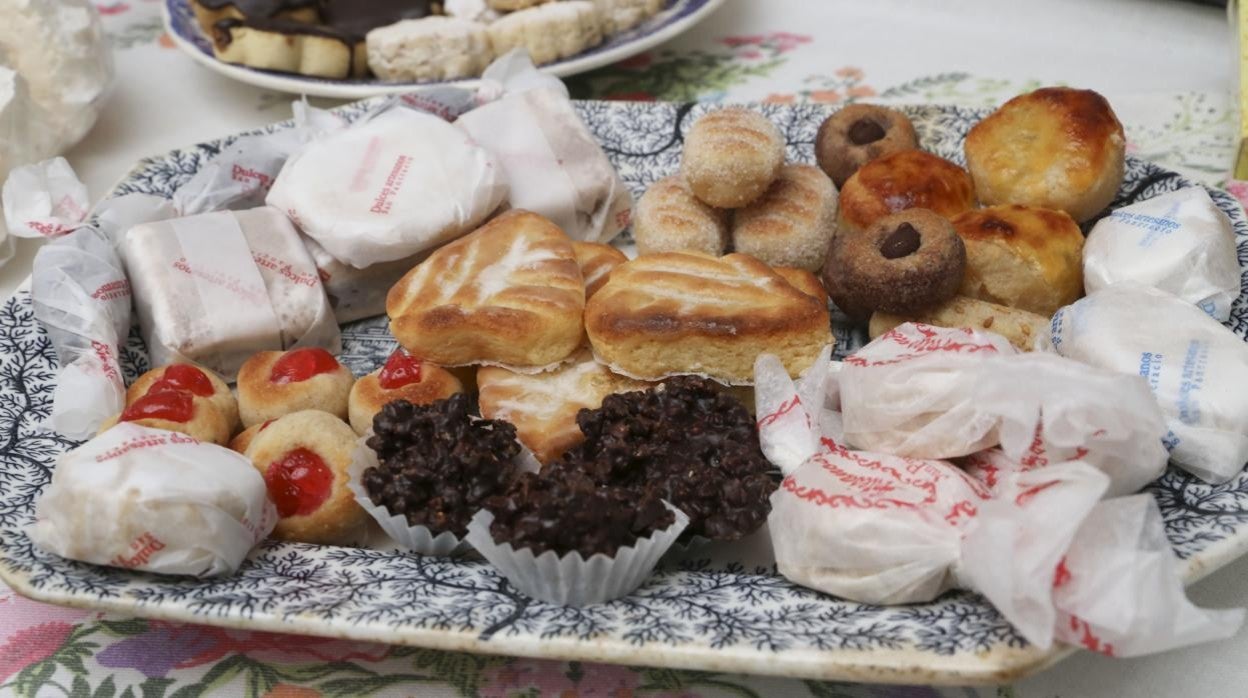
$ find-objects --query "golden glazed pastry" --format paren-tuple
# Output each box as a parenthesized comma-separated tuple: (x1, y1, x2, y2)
(347, 349, 464, 435)
(387, 210, 586, 369)
(632, 175, 730, 257)
(237, 347, 356, 427)
(681, 108, 786, 208)
(951, 204, 1084, 316)
(815, 104, 919, 188)
(732, 164, 838, 272)
(126, 363, 239, 433)
(869, 296, 1050, 352)
(773, 267, 829, 304)
(822, 209, 966, 320)
(247, 410, 369, 545)
(964, 87, 1125, 222)
(585, 252, 833, 384)
(572, 241, 628, 298)
(837, 149, 976, 236)
(478, 349, 649, 463)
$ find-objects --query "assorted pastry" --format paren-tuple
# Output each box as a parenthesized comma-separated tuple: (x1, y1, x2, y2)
(194, 0, 668, 81)
(38, 81, 1244, 625)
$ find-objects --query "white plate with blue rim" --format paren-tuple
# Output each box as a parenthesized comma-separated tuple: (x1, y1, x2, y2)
(161, 0, 727, 99)
(1, 98, 1246, 685)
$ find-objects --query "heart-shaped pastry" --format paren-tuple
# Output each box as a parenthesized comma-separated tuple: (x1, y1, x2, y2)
(387, 210, 586, 369)
(585, 252, 833, 384)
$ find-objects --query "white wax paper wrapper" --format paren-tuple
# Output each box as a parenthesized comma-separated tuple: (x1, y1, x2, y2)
(121, 206, 340, 379)
(267, 103, 508, 269)
(835, 323, 1170, 497)
(32, 226, 130, 439)
(465, 505, 688, 606)
(2, 157, 89, 238)
(755, 349, 1243, 655)
(302, 235, 426, 323)
(1044, 284, 1248, 484)
(459, 52, 632, 243)
(1084, 187, 1240, 321)
(28, 423, 276, 577)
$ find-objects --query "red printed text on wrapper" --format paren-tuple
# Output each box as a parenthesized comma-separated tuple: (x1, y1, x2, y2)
(110, 532, 167, 569)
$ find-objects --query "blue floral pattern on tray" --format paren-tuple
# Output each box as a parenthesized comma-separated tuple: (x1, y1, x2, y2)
(1, 101, 1245, 684)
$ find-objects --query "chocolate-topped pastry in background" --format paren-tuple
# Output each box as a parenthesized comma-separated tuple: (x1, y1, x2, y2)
(836, 149, 976, 236)
(814, 104, 918, 188)
(548, 376, 777, 542)
(209, 0, 436, 79)
(191, 0, 319, 34)
(822, 208, 966, 321)
(964, 87, 1125, 223)
(951, 204, 1084, 317)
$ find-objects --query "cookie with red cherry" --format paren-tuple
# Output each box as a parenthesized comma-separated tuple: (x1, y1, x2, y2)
(237, 347, 355, 428)
(104, 388, 232, 445)
(127, 363, 239, 431)
(247, 410, 368, 545)
(347, 349, 463, 435)
(229, 419, 274, 455)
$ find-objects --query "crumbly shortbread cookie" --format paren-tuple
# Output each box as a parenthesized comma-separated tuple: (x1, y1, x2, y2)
(593, 0, 664, 35)
(486, 1, 603, 65)
(367, 17, 494, 81)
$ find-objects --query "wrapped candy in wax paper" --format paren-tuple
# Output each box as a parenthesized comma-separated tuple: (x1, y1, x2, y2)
(29, 423, 276, 577)
(754, 323, 1243, 656)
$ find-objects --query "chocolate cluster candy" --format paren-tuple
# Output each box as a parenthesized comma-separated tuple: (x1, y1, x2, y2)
(486, 470, 674, 558)
(550, 376, 776, 541)
(364, 394, 519, 537)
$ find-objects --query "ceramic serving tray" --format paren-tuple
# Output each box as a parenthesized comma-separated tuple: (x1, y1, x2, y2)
(1, 101, 1246, 686)
(162, 0, 727, 98)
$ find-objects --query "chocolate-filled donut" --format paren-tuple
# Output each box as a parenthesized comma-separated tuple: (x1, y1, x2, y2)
(815, 104, 918, 188)
(822, 208, 966, 320)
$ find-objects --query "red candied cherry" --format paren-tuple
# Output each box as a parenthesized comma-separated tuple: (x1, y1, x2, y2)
(378, 349, 424, 389)
(121, 391, 195, 424)
(148, 364, 214, 397)
(270, 348, 340, 385)
(264, 447, 334, 518)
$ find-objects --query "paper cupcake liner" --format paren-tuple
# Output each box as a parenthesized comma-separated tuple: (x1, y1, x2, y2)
(464, 504, 690, 606)
(347, 437, 468, 557)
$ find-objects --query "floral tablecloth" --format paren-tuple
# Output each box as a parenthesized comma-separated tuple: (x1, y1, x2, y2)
(1, 0, 1245, 696)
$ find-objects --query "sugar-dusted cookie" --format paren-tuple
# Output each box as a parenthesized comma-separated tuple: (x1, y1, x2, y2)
(572, 241, 628, 298)
(681, 108, 785, 208)
(592, 0, 664, 35)
(633, 175, 730, 257)
(585, 252, 832, 384)
(387, 210, 586, 369)
(367, 17, 494, 82)
(486, 1, 603, 66)
(732, 164, 838, 272)
(478, 348, 649, 463)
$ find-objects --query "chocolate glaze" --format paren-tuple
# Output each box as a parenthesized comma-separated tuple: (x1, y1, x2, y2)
(212, 0, 434, 46)
(197, 0, 318, 15)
